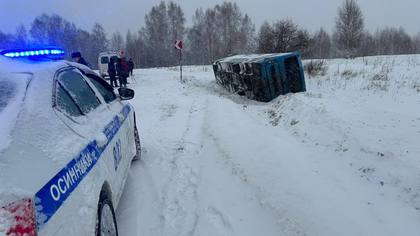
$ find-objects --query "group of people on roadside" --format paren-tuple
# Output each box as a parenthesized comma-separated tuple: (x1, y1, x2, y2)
(71, 51, 135, 88)
(108, 57, 134, 87)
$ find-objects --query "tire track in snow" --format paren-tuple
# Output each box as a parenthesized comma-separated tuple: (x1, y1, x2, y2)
(160, 99, 205, 236)
(202, 130, 305, 236)
(198, 97, 307, 236)
(176, 74, 299, 236)
(116, 151, 164, 236)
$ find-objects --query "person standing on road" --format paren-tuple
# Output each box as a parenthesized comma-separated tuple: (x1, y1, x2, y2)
(116, 57, 129, 87)
(108, 57, 118, 87)
(128, 58, 135, 77)
(71, 51, 89, 67)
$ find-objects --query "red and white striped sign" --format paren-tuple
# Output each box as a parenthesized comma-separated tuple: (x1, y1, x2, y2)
(174, 40, 183, 50)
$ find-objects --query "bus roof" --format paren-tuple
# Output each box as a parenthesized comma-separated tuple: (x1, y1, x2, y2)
(215, 52, 299, 64)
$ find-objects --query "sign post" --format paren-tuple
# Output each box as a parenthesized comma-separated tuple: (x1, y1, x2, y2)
(174, 40, 183, 82)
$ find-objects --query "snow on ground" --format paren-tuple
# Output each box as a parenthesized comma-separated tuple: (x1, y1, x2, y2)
(116, 55, 420, 236)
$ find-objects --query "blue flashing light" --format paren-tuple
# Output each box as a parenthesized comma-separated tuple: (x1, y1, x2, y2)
(0, 47, 65, 60)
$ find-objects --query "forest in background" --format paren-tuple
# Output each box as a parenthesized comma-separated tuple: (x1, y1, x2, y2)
(1, 0, 420, 68)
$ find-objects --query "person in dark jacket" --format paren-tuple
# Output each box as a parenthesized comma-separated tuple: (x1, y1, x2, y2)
(116, 57, 129, 87)
(128, 58, 135, 77)
(108, 57, 118, 87)
(71, 51, 89, 67)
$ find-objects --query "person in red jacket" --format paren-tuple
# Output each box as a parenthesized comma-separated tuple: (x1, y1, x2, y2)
(116, 57, 129, 87)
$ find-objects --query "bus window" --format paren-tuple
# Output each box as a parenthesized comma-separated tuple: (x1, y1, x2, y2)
(232, 64, 240, 73)
(100, 56, 109, 64)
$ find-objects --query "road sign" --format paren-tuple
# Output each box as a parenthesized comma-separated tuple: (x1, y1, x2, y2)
(174, 40, 183, 82)
(175, 40, 183, 50)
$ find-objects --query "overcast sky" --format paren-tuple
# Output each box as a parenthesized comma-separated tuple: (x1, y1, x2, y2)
(1, 0, 420, 35)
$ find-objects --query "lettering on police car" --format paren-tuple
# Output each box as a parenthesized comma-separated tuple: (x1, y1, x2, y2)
(34, 105, 131, 229)
(49, 148, 97, 201)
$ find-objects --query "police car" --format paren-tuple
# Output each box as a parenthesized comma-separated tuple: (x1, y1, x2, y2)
(0, 47, 141, 236)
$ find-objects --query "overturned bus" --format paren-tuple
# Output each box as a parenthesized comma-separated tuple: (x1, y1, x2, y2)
(213, 52, 306, 102)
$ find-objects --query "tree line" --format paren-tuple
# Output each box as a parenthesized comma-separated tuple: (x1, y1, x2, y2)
(1, 0, 420, 68)
(0, 14, 108, 68)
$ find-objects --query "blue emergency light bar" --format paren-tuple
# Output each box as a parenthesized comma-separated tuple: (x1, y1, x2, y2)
(0, 47, 65, 60)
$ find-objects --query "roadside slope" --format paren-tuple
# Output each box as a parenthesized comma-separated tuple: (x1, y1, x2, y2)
(118, 55, 420, 236)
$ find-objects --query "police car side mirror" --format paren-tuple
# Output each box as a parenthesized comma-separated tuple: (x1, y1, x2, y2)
(118, 88, 135, 100)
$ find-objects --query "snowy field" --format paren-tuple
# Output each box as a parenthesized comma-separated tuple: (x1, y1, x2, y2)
(116, 55, 420, 236)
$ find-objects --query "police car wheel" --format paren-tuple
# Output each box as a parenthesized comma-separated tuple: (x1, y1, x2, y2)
(133, 127, 141, 161)
(96, 197, 118, 236)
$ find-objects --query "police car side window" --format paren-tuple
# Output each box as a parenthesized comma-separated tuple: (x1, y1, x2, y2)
(56, 84, 83, 116)
(57, 70, 100, 115)
(85, 75, 116, 103)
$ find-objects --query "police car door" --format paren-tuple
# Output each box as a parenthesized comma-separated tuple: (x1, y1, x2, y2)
(54, 68, 132, 203)
(81, 72, 135, 201)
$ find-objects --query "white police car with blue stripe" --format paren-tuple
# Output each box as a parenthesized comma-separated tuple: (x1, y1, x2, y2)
(0, 47, 141, 236)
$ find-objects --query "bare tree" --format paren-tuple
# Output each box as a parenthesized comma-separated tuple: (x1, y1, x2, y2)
(167, 1, 186, 64)
(357, 31, 376, 56)
(84, 23, 109, 67)
(272, 19, 299, 52)
(187, 3, 254, 64)
(30, 14, 86, 60)
(413, 34, 420, 54)
(257, 22, 275, 53)
(14, 25, 28, 48)
(293, 29, 311, 56)
(203, 8, 219, 62)
(334, 0, 364, 57)
(214, 2, 253, 57)
(90, 23, 108, 53)
(144, 1, 170, 67)
(125, 30, 136, 59)
(374, 27, 413, 55)
(186, 8, 208, 65)
(237, 14, 256, 53)
(0, 31, 14, 49)
(258, 19, 309, 54)
(214, 2, 241, 55)
(136, 29, 149, 67)
(310, 28, 332, 59)
(110, 32, 124, 51)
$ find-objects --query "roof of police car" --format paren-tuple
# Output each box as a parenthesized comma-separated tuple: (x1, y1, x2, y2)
(0, 55, 81, 74)
(0, 55, 98, 152)
(0, 57, 87, 171)
(0, 55, 108, 204)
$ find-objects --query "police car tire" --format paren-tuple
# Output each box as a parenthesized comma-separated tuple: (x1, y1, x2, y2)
(133, 127, 141, 161)
(96, 196, 118, 236)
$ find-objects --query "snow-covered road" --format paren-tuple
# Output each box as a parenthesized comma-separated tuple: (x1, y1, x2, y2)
(116, 55, 420, 236)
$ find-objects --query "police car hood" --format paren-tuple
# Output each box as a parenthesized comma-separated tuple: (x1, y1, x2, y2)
(0, 57, 89, 201)
(0, 72, 30, 154)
